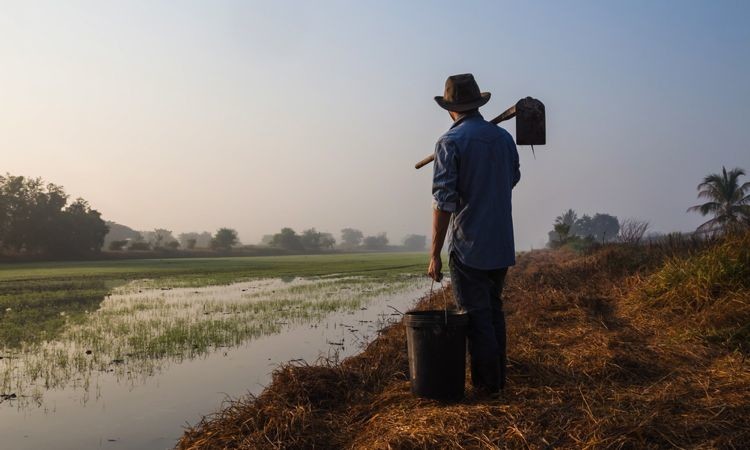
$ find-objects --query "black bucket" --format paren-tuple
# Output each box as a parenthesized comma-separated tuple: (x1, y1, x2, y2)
(404, 310, 469, 401)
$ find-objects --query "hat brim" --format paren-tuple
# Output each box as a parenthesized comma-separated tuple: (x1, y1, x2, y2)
(434, 92, 491, 112)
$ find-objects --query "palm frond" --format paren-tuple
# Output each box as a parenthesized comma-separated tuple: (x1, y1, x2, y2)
(687, 202, 721, 215)
(691, 166, 748, 233)
(733, 204, 750, 219)
(696, 186, 724, 200)
(697, 174, 724, 190)
(728, 167, 746, 178)
(695, 217, 721, 233)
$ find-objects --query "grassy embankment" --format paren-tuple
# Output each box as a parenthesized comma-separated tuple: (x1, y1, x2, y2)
(178, 232, 750, 449)
(0, 253, 427, 348)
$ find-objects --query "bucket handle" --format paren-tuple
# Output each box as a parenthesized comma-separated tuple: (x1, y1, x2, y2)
(429, 279, 450, 325)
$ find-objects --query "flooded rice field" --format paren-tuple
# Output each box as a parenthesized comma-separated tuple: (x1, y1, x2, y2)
(0, 273, 431, 449)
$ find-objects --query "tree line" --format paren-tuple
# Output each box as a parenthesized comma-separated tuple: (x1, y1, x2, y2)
(260, 227, 426, 252)
(105, 226, 239, 252)
(1, 173, 431, 259)
(0, 174, 108, 257)
(547, 210, 622, 249)
(109, 226, 427, 254)
(108, 226, 426, 254)
(547, 166, 749, 250)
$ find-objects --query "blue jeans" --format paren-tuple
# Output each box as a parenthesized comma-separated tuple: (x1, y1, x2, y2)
(449, 253, 508, 391)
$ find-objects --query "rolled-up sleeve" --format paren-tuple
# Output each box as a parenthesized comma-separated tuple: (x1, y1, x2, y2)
(432, 138, 459, 212)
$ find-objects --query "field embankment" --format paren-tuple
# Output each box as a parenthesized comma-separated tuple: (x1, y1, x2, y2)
(177, 233, 750, 449)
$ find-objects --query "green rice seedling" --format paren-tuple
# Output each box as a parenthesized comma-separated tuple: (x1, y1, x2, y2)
(1, 265, 430, 407)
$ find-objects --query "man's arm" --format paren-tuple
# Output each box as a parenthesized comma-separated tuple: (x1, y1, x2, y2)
(428, 138, 458, 281)
(428, 209, 451, 281)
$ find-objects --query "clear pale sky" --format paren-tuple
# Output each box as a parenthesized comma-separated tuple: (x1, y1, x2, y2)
(2, 1, 749, 249)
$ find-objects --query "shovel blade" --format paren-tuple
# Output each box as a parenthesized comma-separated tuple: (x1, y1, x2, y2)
(515, 97, 545, 146)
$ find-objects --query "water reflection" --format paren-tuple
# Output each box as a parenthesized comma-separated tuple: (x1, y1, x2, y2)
(1, 274, 426, 410)
(1, 275, 430, 450)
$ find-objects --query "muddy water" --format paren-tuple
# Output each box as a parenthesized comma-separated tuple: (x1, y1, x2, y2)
(0, 277, 430, 450)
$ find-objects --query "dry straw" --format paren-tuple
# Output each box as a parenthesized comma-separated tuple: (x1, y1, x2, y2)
(178, 232, 750, 449)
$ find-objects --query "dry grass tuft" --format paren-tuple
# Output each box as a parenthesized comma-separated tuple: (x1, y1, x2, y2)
(633, 231, 750, 352)
(178, 233, 750, 449)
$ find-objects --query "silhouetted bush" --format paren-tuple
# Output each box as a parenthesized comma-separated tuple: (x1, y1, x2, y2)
(128, 241, 151, 251)
(108, 240, 128, 251)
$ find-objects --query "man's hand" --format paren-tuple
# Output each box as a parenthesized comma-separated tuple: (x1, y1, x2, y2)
(429, 209, 451, 282)
(428, 255, 443, 282)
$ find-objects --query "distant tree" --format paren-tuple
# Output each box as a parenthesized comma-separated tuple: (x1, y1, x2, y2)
(177, 231, 213, 249)
(687, 166, 750, 234)
(139, 231, 155, 246)
(548, 209, 578, 247)
(0, 174, 109, 257)
(559, 209, 577, 225)
(618, 218, 650, 244)
(128, 241, 151, 251)
(340, 228, 363, 248)
(194, 232, 213, 248)
(402, 234, 427, 251)
(164, 240, 180, 250)
(103, 221, 141, 249)
(211, 228, 239, 251)
(127, 241, 151, 252)
(300, 228, 323, 251)
(108, 240, 128, 251)
(179, 232, 206, 249)
(299, 229, 337, 251)
(270, 227, 304, 252)
(59, 199, 109, 254)
(260, 234, 274, 246)
(147, 228, 176, 249)
(547, 210, 620, 248)
(363, 232, 389, 250)
(319, 232, 336, 249)
(572, 213, 620, 243)
(551, 223, 570, 247)
(0, 175, 66, 253)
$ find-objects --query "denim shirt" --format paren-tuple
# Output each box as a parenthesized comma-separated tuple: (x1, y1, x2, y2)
(432, 112, 520, 270)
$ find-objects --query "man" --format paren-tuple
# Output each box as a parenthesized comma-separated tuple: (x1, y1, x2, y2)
(427, 73, 520, 395)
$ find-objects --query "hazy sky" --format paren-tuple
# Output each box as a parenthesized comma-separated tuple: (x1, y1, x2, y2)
(2, 1, 749, 249)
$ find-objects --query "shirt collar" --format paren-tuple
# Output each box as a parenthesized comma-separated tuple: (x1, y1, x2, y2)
(451, 110, 483, 129)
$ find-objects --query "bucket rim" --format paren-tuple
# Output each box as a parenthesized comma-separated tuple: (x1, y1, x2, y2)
(405, 310, 467, 316)
(404, 309, 468, 326)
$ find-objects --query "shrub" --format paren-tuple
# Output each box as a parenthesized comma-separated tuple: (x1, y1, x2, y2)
(128, 241, 151, 251)
(618, 218, 650, 244)
(211, 228, 239, 251)
(108, 240, 128, 251)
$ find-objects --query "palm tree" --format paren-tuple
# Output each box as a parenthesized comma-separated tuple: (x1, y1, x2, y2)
(551, 209, 577, 246)
(687, 166, 750, 234)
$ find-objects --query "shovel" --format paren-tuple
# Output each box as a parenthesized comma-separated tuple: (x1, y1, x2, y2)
(414, 96, 545, 169)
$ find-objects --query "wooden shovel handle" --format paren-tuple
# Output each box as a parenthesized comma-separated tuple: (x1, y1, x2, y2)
(414, 105, 517, 169)
(415, 154, 436, 169)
